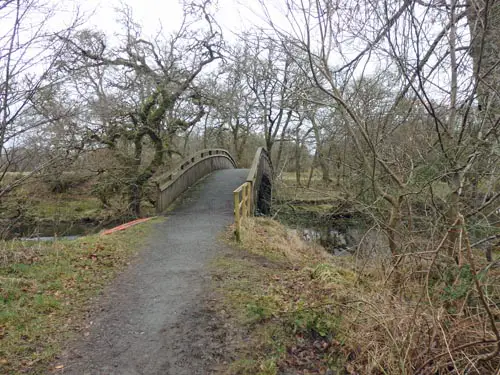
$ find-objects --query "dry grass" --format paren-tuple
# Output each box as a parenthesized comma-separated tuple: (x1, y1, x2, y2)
(214, 218, 500, 375)
(236, 218, 328, 263)
(274, 172, 342, 202)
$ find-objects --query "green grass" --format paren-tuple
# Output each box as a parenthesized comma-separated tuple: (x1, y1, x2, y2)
(212, 218, 353, 375)
(27, 196, 103, 221)
(0, 217, 163, 374)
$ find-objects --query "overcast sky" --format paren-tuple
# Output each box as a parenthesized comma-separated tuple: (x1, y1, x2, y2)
(76, 0, 261, 39)
(3, 0, 464, 103)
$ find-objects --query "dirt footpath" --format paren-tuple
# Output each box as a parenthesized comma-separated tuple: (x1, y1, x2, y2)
(60, 169, 248, 375)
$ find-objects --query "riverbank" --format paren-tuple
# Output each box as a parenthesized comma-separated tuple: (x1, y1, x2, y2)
(0, 175, 156, 240)
(212, 217, 500, 374)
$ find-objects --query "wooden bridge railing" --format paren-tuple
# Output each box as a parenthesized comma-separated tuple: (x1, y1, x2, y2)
(233, 182, 251, 241)
(155, 149, 237, 213)
(233, 147, 273, 240)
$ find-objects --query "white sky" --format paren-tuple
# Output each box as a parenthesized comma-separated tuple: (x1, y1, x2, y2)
(75, 0, 262, 40)
(3, 0, 468, 106)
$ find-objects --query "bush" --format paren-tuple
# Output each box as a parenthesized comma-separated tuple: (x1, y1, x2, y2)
(42, 171, 90, 193)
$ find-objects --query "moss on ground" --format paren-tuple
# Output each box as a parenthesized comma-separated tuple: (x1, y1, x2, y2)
(26, 196, 103, 221)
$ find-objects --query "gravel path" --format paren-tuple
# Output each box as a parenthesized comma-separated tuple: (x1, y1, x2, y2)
(61, 169, 248, 375)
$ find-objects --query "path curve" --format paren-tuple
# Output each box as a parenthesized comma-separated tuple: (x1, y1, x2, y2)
(62, 169, 248, 375)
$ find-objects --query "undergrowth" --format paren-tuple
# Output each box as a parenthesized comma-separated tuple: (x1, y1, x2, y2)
(213, 218, 500, 375)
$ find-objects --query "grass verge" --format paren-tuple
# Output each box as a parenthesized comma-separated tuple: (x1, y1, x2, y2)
(0, 217, 163, 374)
(212, 218, 357, 375)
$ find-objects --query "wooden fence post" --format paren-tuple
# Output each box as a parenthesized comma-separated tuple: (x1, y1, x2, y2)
(242, 185, 247, 220)
(234, 190, 241, 241)
(247, 181, 253, 216)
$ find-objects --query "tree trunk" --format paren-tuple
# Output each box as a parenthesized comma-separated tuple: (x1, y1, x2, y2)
(232, 126, 240, 164)
(129, 183, 142, 217)
(445, 182, 461, 259)
(128, 128, 165, 217)
(275, 125, 288, 171)
(311, 117, 332, 184)
(467, 0, 500, 127)
(336, 155, 341, 187)
(318, 150, 331, 184)
(387, 197, 402, 257)
(266, 137, 274, 157)
(307, 151, 317, 188)
(128, 135, 144, 217)
(295, 131, 302, 186)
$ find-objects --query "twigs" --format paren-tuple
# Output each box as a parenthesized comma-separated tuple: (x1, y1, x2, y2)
(372, 211, 500, 373)
(471, 233, 500, 248)
(412, 213, 500, 372)
(415, 339, 499, 373)
(460, 214, 500, 362)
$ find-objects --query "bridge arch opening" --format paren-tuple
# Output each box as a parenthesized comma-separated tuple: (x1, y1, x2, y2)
(257, 174, 272, 215)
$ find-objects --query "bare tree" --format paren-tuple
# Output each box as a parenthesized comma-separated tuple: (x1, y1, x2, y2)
(203, 47, 259, 164)
(241, 34, 296, 165)
(260, 0, 500, 255)
(0, 0, 80, 197)
(59, 4, 222, 216)
(258, 0, 500, 371)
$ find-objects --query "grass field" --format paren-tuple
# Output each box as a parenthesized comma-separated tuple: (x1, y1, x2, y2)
(274, 172, 343, 202)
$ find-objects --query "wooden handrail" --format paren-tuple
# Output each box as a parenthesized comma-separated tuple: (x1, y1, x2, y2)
(156, 148, 236, 192)
(246, 147, 272, 214)
(233, 147, 273, 240)
(233, 182, 251, 241)
(155, 148, 237, 213)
